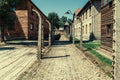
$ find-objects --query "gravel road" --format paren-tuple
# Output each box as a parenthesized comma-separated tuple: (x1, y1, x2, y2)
(17, 35, 112, 80)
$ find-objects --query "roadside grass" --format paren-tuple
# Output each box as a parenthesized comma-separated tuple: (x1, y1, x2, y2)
(82, 42, 112, 67)
(74, 39, 113, 77)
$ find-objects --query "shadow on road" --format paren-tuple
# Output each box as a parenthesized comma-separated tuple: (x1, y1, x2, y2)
(52, 40, 72, 45)
(0, 47, 16, 51)
(6, 41, 49, 46)
(42, 55, 70, 59)
(6, 41, 37, 46)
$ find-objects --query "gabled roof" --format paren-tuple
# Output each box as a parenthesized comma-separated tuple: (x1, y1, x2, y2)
(77, 0, 91, 16)
(74, 8, 81, 15)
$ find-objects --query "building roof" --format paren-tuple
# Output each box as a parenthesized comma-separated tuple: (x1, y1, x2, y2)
(77, 0, 91, 16)
(74, 8, 81, 15)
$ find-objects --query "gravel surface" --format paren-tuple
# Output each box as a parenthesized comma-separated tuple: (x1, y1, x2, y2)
(0, 44, 37, 80)
(17, 35, 112, 80)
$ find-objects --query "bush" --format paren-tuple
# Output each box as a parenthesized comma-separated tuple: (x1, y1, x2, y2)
(54, 34, 61, 40)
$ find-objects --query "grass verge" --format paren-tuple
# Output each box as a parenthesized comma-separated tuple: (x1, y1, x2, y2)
(75, 40, 113, 77)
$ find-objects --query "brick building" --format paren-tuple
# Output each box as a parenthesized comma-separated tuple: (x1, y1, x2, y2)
(101, 0, 114, 52)
(5, 0, 50, 40)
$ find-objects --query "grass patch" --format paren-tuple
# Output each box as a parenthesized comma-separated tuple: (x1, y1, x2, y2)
(75, 41, 113, 77)
(82, 41, 112, 66)
(90, 50, 112, 66)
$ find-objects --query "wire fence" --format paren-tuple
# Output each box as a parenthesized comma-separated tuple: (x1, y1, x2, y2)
(73, 1, 120, 79)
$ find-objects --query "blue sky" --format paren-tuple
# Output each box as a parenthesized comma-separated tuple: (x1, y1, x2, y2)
(31, 0, 88, 19)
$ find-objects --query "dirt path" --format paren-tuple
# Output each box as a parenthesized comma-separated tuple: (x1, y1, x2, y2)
(17, 35, 112, 80)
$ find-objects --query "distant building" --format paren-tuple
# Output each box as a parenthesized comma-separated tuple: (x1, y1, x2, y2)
(59, 27, 64, 34)
(73, 0, 101, 41)
(4, 0, 50, 40)
(64, 22, 70, 38)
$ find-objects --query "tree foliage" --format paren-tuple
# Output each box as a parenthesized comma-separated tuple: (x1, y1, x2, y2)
(67, 18, 72, 25)
(48, 12, 73, 29)
(0, 0, 16, 27)
(58, 16, 67, 28)
(0, 0, 17, 42)
(48, 12, 60, 29)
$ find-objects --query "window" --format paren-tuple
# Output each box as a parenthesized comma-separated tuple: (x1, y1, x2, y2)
(30, 23, 34, 31)
(106, 24, 112, 37)
(89, 23, 91, 33)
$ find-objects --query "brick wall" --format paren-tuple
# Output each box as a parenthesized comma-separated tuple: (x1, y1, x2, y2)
(27, 1, 39, 40)
(5, 10, 28, 40)
(5, 0, 50, 40)
(27, 0, 49, 40)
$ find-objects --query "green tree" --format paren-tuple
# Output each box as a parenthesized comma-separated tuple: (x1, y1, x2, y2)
(60, 16, 67, 23)
(48, 12, 60, 29)
(58, 16, 67, 28)
(67, 18, 72, 25)
(0, 0, 16, 42)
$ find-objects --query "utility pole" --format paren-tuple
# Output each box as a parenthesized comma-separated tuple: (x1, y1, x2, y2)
(72, 23, 75, 44)
(32, 9, 42, 60)
(77, 16, 83, 50)
(46, 20, 51, 47)
(65, 10, 83, 50)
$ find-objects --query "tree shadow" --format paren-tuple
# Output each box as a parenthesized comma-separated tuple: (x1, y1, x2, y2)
(52, 40, 72, 45)
(0, 47, 15, 50)
(6, 41, 37, 46)
(42, 55, 70, 59)
(6, 41, 49, 47)
(82, 32, 96, 43)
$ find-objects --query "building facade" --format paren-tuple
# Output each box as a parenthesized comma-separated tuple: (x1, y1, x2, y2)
(73, 0, 101, 41)
(73, 8, 81, 40)
(101, 0, 114, 52)
(5, 0, 50, 40)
